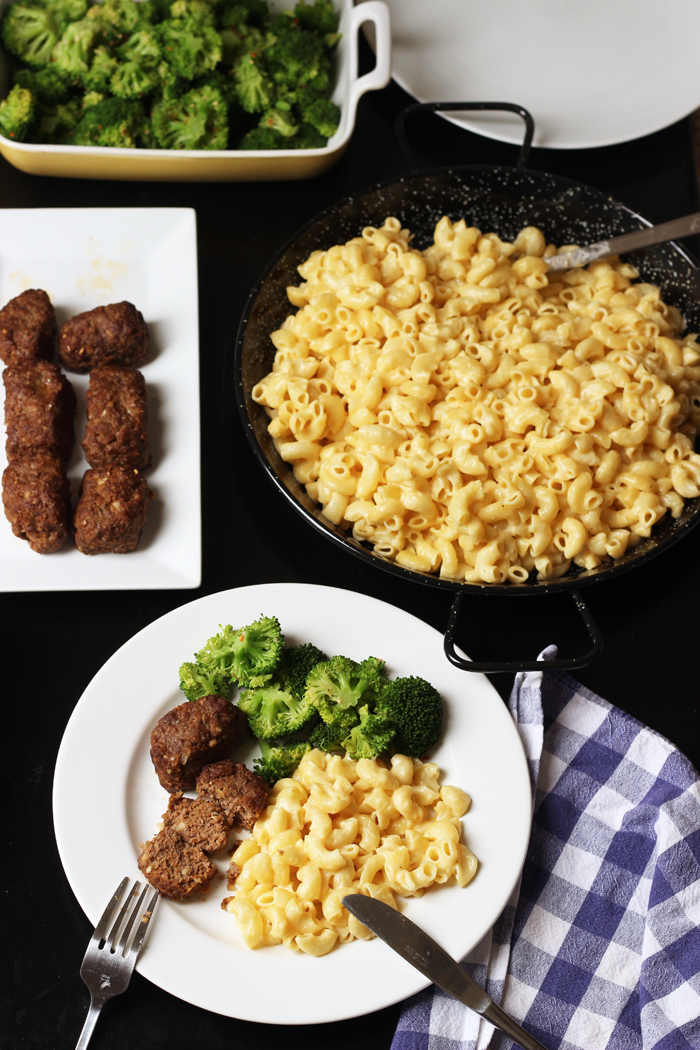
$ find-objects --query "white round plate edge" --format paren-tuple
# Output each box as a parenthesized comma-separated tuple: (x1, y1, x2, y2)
(53, 582, 532, 1024)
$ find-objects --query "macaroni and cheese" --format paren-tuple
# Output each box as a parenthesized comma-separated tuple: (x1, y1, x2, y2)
(252, 217, 700, 583)
(224, 748, 477, 955)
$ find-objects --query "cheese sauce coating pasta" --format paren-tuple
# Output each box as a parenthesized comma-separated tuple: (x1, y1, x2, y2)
(253, 218, 700, 583)
(224, 749, 477, 955)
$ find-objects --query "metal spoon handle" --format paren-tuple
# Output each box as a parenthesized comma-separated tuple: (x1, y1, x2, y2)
(546, 210, 700, 270)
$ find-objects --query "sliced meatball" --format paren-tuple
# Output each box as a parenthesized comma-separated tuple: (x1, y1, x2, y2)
(0, 289, 57, 367)
(138, 826, 216, 901)
(196, 760, 269, 831)
(59, 301, 149, 373)
(4, 360, 76, 462)
(73, 465, 152, 554)
(162, 792, 229, 855)
(82, 365, 150, 470)
(150, 696, 248, 794)
(2, 453, 71, 553)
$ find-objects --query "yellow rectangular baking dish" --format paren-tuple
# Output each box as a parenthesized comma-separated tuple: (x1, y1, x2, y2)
(0, 0, 391, 180)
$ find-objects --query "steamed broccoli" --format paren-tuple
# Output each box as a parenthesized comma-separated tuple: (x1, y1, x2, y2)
(119, 27, 161, 63)
(232, 50, 272, 112)
(52, 17, 102, 73)
(294, 0, 338, 36)
(375, 676, 443, 758)
(305, 655, 388, 725)
(2, 1, 62, 66)
(110, 58, 159, 98)
(238, 123, 284, 149)
(299, 94, 337, 138)
(151, 81, 226, 146)
(308, 714, 357, 753)
(169, 0, 217, 26)
(285, 642, 328, 700)
(292, 120, 324, 148)
(87, 0, 151, 35)
(52, 0, 88, 26)
(71, 95, 144, 146)
(157, 17, 221, 80)
(13, 65, 74, 104)
(34, 95, 81, 141)
(254, 740, 311, 785)
(256, 106, 296, 138)
(342, 704, 395, 761)
(196, 615, 284, 686)
(265, 20, 326, 90)
(178, 658, 230, 701)
(80, 44, 119, 91)
(0, 83, 37, 139)
(237, 653, 316, 738)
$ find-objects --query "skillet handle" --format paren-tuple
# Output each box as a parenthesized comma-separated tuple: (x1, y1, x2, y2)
(443, 589, 603, 674)
(394, 101, 535, 173)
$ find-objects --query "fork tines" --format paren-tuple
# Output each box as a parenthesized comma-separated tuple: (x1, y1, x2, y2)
(92, 877, 160, 960)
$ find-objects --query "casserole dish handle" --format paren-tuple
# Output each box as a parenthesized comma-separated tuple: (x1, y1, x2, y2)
(345, 2, 392, 128)
(395, 101, 535, 171)
(443, 589, 603, 673)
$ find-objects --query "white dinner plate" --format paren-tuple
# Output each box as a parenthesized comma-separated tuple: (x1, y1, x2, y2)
(53, 583, 531, 1025)
(0, 207, 201, 590)
(367, 0, 700, 150)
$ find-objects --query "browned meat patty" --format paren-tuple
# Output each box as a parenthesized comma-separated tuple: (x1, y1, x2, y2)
(59, 301, 149, 373)
(82, 365, 149, 470)
(162, 792, 229, 854)
(4, 360, 76, 462)
(138, 826, 216, 901)
(150, 696, 249, 794)
(196, 760, 269, 831)
(73, 465, 152, 554)
(0, 289, 57, 367)
(2, 452, 71, 553)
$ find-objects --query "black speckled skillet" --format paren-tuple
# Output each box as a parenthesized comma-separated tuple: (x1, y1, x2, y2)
(235, 104, 700, 673)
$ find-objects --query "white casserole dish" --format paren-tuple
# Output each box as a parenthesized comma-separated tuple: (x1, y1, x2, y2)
(0, 0, 391, 180)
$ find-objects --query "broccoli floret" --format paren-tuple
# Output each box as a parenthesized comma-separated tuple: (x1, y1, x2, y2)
(237, 655, 316, 738)
(219, 21, 265, 63)
(2, 0, 61, 66)
(110, 58, 159, 97)
(178, 659, 230, 701)
(152, 57, 186, 99)
(232, 50, 272, 113)
(294, 0, 337, 36)
(219, 0, 267, 28)
(256, 106, 296, 137)
(51, 0, 88, 25)
(34, 96, 81, 141)
(305, 655, 388, 725)
(238, 123, 284, 149)
(13, 66, 74, 104)
(52, 17, 102, 74)
(254, 740, 310, 786)
(169, 0, 216, 25)
(81, 88, 105, 107)
(0, 83, 37, 140)
(299, 94, 337, 138)
(265, 21, 325, 90)
(71, 96, 144, 146)
(87, 0, 151, 35)
(342, 704, 395, 761)
(81, 45, 119, 91)
(157, 17, 221, 79)
(375, 676, 443, 759)
(308, 709, 358, 751)
(119, 27, 161, 63)
(291, 120, 324, 148)
(196, 615, 284, 686)
(284, 642, 328, 700)
(151, 81, 227, 147)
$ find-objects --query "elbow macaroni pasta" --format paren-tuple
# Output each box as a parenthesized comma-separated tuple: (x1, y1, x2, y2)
(224, 749, 477, 955)
(253, 217, 700, 583)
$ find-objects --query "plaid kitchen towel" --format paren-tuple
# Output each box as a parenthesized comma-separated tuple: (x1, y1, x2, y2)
(392, 649, 700, 1050)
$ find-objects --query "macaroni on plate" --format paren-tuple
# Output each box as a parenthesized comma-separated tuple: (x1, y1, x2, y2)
(252, 217, 700, 583)
(224, 749, 477, 956)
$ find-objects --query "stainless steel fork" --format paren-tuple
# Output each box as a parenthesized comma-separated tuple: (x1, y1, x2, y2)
(74, 877, 160, 1050)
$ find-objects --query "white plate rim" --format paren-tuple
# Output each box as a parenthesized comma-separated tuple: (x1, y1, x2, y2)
(52, 582, 531, 1024)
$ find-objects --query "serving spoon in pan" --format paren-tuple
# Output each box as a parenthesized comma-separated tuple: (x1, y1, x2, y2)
(545, 210, 700, 270)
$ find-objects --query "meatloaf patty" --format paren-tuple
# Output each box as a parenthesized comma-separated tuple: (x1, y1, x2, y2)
(2, 452, 71, 553)
(82, 365, 150, 470)
(59, 301, 149, 373)
(138, 826, 216, 901)
(0, 289, 57, 367)
(150, 696, 249, 793)
(196, 760, 269, 831)
(4, 360, 76, 462)
(162, 792, 229, 854)
(73, 465, 152, 554)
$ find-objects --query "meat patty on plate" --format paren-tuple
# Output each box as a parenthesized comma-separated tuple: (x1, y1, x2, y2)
(150, 695, 248, 793)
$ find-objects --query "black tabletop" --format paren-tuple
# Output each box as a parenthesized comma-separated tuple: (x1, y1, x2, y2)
(4, 43, 700, 1050)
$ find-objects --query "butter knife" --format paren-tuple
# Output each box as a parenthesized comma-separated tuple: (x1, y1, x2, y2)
(342, 895, 547, 1050)
(545, 210, 700, 271)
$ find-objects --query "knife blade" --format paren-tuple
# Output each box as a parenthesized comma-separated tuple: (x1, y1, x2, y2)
(342, 894, 547, 1050)
(545, 210, 700, 271)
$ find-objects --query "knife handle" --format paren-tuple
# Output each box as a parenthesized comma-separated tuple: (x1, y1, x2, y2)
(481, 999, 548, 1050)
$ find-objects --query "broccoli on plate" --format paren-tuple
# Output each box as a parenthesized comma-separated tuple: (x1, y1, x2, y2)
(375, 676, 443, 758)
(253, 739, 311, 785)
(305, 655, 388, 724)
(237, 650, 316, 739)
(341, 704, 395, 762)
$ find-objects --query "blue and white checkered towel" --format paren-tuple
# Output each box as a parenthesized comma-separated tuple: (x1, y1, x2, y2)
(393, 648, 700, 1050)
